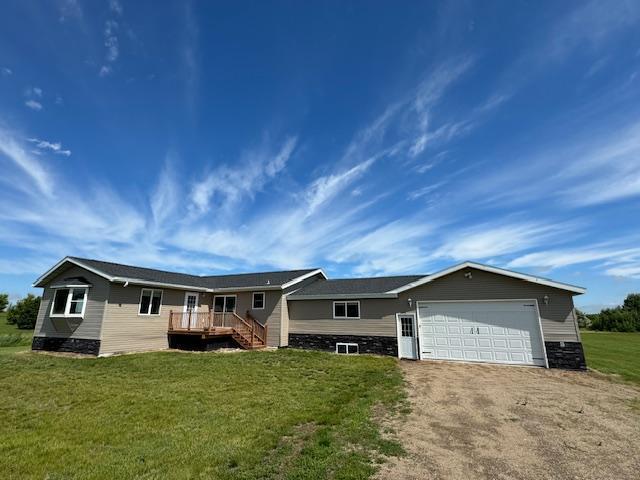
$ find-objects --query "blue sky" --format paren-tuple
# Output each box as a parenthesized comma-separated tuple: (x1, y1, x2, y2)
(1, 1, 639, 312)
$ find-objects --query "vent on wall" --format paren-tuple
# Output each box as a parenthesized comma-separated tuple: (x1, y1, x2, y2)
(336, 343, 359, 355)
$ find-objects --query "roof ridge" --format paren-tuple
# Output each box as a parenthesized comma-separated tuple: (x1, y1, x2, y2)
(70, 257, 205, 279)
(71, 257, 319, 280)
(320, 274, 425, 281)
(202, 268, 318, 279)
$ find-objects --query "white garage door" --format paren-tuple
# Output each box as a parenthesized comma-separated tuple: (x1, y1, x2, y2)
(417, 301, 546, 366)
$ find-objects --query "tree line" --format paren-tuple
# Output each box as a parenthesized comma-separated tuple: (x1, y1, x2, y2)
(577, 293, 640, 332)
(0, 293, 41, 330)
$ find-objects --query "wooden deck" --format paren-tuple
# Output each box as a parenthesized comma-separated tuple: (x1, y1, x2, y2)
(168, 311, 267, 349)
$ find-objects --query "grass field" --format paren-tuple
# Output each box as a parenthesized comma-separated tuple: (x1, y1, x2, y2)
(0, 312, 33, 348)
(0, 349, 404, 479)
(581, 331, 640, 385)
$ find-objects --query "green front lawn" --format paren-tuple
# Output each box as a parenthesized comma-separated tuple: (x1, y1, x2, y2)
(581, 331, 640, 385)
(0, 349, 404, 479)
(0, 312, 33, 348)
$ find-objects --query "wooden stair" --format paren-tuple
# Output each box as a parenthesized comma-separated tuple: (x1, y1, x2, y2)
(167, 310, 267, 350)
(231, 324, 266, 350)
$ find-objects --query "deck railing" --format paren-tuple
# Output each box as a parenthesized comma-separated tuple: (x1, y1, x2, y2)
(168, 310, 267, 346)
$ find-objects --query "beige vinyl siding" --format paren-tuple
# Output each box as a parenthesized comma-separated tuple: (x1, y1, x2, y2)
(280, 295, 289, 346)
(34, 265, 108, 340)
(288, 299, 397, 337)
(99, 286, 206, 355)
(288, 267, 580, 342)
(265, 295, 283, 347)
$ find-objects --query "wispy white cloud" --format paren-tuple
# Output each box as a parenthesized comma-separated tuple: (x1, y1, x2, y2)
(24, 100, 43, 111)
(407, 182, 445, 200)
(24, 87, 44, 111)
(57, 0, 83, 23)
(99, 1, 123, 76)
(0, 128, 54, 197)
(150, 153, 181, 231)
(546, 0, 640, 61)
(189, 136, 297, 215)
(507, 242, 640, 280)
(109, 0, 123, 16)
(27, 137, 71, 156)
(434, 221, 575, 261)
(1, 67, 12, 76)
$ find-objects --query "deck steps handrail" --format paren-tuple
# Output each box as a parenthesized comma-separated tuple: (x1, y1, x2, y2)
(168, 310, 267, 349)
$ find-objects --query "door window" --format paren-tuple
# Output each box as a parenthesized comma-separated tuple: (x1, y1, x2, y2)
(185, 294, 197, 311)
(401, 316, 414, 337)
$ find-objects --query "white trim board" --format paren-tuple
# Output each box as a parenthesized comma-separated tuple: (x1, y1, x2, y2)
(388, 261, 586, 295)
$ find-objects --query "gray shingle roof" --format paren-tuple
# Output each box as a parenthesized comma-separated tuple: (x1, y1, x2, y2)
(289, 275, 424, 297)
(67, 257, 318, 290)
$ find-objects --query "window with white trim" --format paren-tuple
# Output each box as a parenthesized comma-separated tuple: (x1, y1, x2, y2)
(252, 292, 265, 310)
(50, 288, 88, 317)
(138, 289, 163, 315)
(333, 301, 360, 319)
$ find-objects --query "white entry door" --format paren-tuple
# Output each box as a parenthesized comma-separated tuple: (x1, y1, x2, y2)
(182, 292, 199, 328)
(397, 314, 418, 359)
(417, 301, 545, 366)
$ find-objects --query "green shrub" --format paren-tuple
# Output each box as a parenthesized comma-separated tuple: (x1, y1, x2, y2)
(6, 294, 41, 330)
(588, 292, 640, 332)
(0, 293, 8, 313)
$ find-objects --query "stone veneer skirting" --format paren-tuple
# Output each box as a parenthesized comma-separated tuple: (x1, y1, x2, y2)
(31, 336, 101, 355)
(288, 333, 397, 356)
(544, 341, 587, 370)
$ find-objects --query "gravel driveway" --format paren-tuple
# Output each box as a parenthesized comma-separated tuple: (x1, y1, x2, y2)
(377, 361, 640, 480)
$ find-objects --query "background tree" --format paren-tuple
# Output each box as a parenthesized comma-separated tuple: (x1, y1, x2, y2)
(6, 294, 41, 330)
(0, 293, 8, 313)
(588, 293, 640, 332)
(575, 309, 591, 329)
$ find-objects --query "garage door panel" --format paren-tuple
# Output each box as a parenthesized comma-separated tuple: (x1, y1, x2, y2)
(493, 338, 507, 348)
(418, 301, 545, 367)
(494, 351, 509, 361)
(478, 351, 494, 361)
(463, 338, 477, 347)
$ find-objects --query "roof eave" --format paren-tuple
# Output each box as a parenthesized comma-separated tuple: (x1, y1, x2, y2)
(281, 269, 327, 289)
(33, 257, 115, 288)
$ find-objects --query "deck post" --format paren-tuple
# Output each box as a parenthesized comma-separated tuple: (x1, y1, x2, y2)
(187, 310, 191, 331)
(168, 310, 173, 331)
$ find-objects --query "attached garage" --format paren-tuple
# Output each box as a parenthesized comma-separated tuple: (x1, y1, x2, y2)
(288, 261, 587, 370)
(417, 301, 546, 366)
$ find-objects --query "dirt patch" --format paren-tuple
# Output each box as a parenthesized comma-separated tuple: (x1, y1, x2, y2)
(376, 361, 640, 480)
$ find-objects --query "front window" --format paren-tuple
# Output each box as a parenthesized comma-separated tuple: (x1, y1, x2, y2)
(333, 301, 360, 319)
(50, 288, 88, 317)
(139, 289, 163, 315)
(252, 292, 265, 309)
